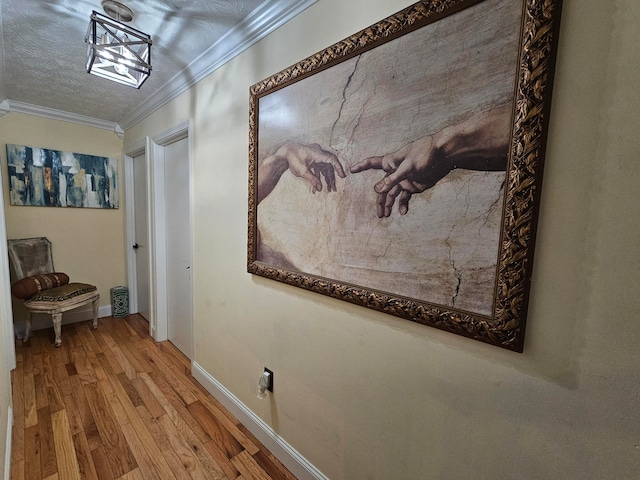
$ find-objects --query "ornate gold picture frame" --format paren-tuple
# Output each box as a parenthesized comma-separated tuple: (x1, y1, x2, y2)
(248, 0, 562, 352)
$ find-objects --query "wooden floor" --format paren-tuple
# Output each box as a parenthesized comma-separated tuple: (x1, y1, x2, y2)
(10, 314, 297, 480)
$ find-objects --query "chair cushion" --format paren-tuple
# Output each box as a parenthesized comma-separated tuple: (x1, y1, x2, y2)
(26, 282, 97, 302)
(11, 273, 70, 299)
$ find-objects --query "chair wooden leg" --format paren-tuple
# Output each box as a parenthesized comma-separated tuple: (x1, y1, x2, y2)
(52, 313, 63, 347)
(92, 298, 99, 329)
(24, 312, 32, 343)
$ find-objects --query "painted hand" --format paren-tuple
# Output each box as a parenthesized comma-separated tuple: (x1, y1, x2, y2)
(350, 104, 511, 217)
(280, 142, 347, 193)
(350, 135, 452, 217)
(257, 142, 347, 204)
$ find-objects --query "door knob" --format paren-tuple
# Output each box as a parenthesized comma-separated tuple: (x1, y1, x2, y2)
(133, 243, 139, 249)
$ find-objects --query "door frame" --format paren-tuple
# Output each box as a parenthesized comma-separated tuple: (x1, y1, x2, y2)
(124, 120, 192, 345)
(0, 166, 16, 371)
(124, 137, 149, 319)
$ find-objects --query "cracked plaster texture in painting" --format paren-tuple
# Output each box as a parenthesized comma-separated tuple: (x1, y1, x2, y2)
(257, 0, 521, 315)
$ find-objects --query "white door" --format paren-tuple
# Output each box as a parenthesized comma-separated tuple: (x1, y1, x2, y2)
(133, 153, 151, 321)
(163, 137, 193, 359)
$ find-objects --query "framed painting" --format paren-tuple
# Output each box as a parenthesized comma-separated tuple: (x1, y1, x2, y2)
(7, 144, 118, 209)
(248, 0, 563, 351)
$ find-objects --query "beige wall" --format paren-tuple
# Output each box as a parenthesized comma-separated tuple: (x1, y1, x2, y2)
(0, 113, 126, 325)
(125, 0, 640, 478)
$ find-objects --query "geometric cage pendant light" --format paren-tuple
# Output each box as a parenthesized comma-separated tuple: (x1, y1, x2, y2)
(85, 2, 152, 89)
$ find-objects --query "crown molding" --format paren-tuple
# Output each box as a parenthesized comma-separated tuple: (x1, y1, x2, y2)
(117, 0, 317, 130)
(6, 100, 121, 133)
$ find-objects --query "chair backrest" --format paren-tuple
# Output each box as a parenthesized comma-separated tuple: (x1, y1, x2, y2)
(7, 237, 55, 280)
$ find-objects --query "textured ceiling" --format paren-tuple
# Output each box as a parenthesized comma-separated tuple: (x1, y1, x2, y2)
(1, 0, 267, 125)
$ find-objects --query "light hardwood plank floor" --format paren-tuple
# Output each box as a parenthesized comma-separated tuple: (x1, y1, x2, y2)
(11, 314, 298, 480)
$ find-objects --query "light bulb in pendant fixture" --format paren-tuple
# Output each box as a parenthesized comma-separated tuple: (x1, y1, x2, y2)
(113, 34, 131, 75)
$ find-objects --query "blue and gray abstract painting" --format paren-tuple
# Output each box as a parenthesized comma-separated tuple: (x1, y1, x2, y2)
(6, 144, 118, 209)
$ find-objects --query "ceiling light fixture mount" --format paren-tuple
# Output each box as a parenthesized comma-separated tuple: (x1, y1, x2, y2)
(85, 1, 152, 89)
(102, 0, 134, 22)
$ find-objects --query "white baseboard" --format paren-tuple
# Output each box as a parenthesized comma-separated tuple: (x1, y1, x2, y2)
(4, 405, 12, 480)
(13, 305, 112, 339)
(191, 362, 328, 480)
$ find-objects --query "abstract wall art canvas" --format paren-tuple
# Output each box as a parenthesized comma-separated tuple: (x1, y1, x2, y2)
(6, 144, 119, 209)
(248, 0, 563, 351)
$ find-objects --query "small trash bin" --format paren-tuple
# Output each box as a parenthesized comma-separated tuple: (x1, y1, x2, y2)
(110, 286, 129, 317)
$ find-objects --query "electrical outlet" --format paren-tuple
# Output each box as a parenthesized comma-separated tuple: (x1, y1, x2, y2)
(264, 367, 274, 392)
